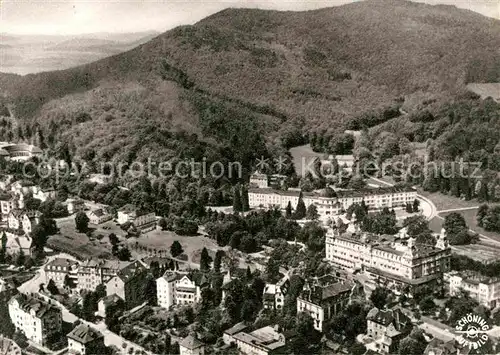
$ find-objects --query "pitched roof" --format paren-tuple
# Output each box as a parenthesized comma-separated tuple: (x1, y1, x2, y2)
(67, 324, 103, 344)
(91, 209, 106, 217)
(180, 334, 204, 350)
(99, 294, 123, 307)
(367, 307, 410, 331)
(11, 294, 60, 318)
(116, 261, 147, 282)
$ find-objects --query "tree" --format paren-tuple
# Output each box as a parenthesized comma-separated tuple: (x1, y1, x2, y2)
(170, 241, 183, 258)
(419, 296, 436, 314)
(200, 247, 212, 272)
(75, 211, 90, 233)
(47, 279, 59, 295)
(285, 201, 293, 219)
(213, 250, 224, 273)
(477, 204, 489, 227)
(116, 247, 131, 261)
(232, 187, 242, 213)
(241, 186, 250, 212)
(15, 250, 25, 267)
(291, 312, 321, 354)
(306, 205, 319, 220)
(294, 191, 306, 219)
(444, 212, 468, 239)
(0, 231, 7, 263)
(412, 198, 420, 212)
(370, 287, 391, 309)
(158, 218, 168, 230)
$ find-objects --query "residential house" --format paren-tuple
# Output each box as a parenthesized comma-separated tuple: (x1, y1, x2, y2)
(66, 199, 86, 215)
(67, 324, 105, 355)
(117, 204, 156, 232)
(2, 232, 34, 257)
(44, 258, 79, 288)
(96, 294, 123, 318)
(10, 180, 36, 197)
(447, 271, 500, 309)
(0, 192, 21, 216)
(0, 335, 21, 355)
(297, 276, 353, 331)
(223, 324, 289, 355)
(156, 271, 209, 309)
(8, 209, 41, 234)
(8, 294, 62, 346)
(76, 259, 131, 292)
(423, 338, 472, 355)
(263, 276, 289, 310)
(250, 172, 269, 189)
(366, 307, 411, 354)
(0, 143, 43, 162)
(179, 333, 205, 355)
(32, 186, 56, 202)
(0, 175, 14, 190)
(89, 209, 112, 225)
(106, 260, 149, 309)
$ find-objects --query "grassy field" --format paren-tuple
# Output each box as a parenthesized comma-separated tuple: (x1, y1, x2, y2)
(48, 216, 119, 260)
(466, 83, 500, 101)
(451, 244, 500, 263)
(439, 209, 500, 242)
(417, 189, 480, 211)
(126, 229, 220, 265)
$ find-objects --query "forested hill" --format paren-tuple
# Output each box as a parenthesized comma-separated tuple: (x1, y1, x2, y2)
(0, 0, 499, 164)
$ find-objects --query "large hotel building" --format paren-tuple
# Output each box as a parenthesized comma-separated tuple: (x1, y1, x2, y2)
(325, 227, 451, 293)
(248, 186, 417, 218)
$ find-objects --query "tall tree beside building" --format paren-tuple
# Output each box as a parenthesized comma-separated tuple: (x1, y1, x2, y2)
(241, 186, 250, 212)
(75, 211, 90, 232)
(476, 204, 489, 227)
(294, 191, 306, 219)
(170, 241, 184, 258)
(232, 186, 242, 213)
(200, 247, 212, 272)
(0, 232, 6, 263)
(213, 250, 224, 273)
(306, 205, 319, 220)
(285, 201, 293, 219)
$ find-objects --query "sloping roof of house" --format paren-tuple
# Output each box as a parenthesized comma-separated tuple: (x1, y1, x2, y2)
(44, 257, 78, 271)
(99, 294, 123, 307)
(0, 335, 21, 355)
(224, 322, 250, 336)
(91, 209, 106, 217)
(116, 261, 147, 282)
(11, 294, 60, 318)
(180, 334, 204, 350)
(67, 324, 103, 344)
(367, 307, 410, 331)
(159, 271, 185, 283)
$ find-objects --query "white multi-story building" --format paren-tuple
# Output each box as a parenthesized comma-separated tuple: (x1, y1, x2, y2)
(297, 275, 353, 332)
(447, 271, 500, 309)
(156, 272, 208, 309)
(248, 186, 417, 218)
(32, 186, 57, 202)
(44, 258, 79, 288)
(76, 259, 131, 292)
(89, 208, 112, 225)
(0, 192, 21, 216)
(263, 276, 289, 310)
(326, 227, 451, 294)
(250, 172, 269, 189)
(117, 204, 156, 232)
(8, 294, 62, 346)
(7, 209, 41, 234)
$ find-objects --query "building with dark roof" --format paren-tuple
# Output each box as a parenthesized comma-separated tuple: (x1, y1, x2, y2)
(89, 208, 112, 225)
(297, 276, 354, 332)
(105, 260, 149, 309)
(366, 307, 411, 354)
(448, 270, 500, 309)
(326, 227, 451, 295)
(67, 324, 105, 355)
(180, 333, 205, 355)
(223, 324, 290, 355)
(44, 257, 79, 288)
(156, 271, 209, 309)
(8, 294, 62, 346)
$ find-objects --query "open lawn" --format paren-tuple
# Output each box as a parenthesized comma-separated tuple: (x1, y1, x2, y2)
(47, 216, 116, 260)
(126, 228, 220, 265)
(417, 189, 480, 211)
(439, 208, 500, 242)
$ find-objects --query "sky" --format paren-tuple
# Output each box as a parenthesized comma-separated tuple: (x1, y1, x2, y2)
(0, 0, 499, 35)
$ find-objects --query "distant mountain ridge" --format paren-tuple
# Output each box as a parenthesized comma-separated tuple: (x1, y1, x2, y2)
(0, 0, 499, 163)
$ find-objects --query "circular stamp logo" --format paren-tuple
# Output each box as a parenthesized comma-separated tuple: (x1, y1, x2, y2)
(454, 313, 490, 350)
